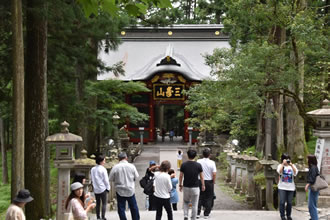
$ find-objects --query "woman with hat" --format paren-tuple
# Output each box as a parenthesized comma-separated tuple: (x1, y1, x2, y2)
(65, 182, 96, 220)
(5, 189, 33, 220)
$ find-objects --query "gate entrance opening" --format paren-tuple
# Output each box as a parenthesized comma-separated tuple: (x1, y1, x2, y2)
(155, 104, 185, 142)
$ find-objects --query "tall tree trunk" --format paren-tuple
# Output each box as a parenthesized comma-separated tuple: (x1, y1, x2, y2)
(256, 108, 265, 155)
(273, 93, 284, 154)
(0, 112, 9, 184)
(285, 0, 307, 159)
(75, 64, 84, 158)
(11, 0, 25, 199)
(25, 0, 49, 218)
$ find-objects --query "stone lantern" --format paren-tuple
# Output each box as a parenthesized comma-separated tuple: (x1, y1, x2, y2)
(113, 112, 121, 149)
(259, 154, 278, 210)
(46, 121, 82, 220)
(245, 152, 259, 201)
(307, 99, 330, 207)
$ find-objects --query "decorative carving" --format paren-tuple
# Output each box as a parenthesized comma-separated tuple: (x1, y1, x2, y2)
(156, 56, 181, 67)
(178, 75, 186, 83)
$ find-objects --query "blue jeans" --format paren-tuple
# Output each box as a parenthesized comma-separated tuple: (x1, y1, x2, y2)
(116, 193, 140, 220)
(278, 189, 294, 218)
(308, 188, 319, 220)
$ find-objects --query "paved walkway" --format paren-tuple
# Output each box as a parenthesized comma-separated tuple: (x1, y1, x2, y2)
(87, 137, 322, 220)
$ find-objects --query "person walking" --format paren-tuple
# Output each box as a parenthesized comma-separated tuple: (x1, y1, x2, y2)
(277, 153, 298, 220)
(197, 148, 217, 219)
(109, 152, 140, 220)
(91, 155, 110, 220)
(169, 129, 174, 141)
(65, 182, 96, 220)
(305, 155, 320, 220)
(5, 189, 33, 220)
(179, 149, 205, 220)
(177, 150, 183, 170)
(168, 169, 179, 211)
(153, 160, 173, 220)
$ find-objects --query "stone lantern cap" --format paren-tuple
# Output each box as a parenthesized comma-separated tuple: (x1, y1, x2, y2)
(259, 154, 279, 166)
(307, 99, 330, 129)
(46, 121, 82, 143)
(245, 152, 259, 161)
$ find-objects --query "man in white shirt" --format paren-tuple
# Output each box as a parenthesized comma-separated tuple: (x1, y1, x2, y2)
(109, 152, 140, 220)
(197, 148, 217, 219)
(91, 155, 110, 220)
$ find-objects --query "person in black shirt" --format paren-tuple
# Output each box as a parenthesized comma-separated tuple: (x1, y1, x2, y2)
(305, 155, 320, 220)
(179, 149, 205, 220)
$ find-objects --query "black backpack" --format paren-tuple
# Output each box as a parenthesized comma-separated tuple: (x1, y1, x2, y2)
(139, 175, 154, 195)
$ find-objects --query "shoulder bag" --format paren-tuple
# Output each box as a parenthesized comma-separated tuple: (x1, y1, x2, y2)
(311, 175, 329, 192)
(63, 201, 74, 220)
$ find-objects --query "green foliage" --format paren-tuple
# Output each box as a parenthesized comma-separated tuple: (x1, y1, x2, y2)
(185, 0, 329, 152)
(245, 146, 262, 159)
(307, 136, 317, 154)
(77, 0, 172, 17)
(0, 150, 11, 218)
(253, 172, 266, 187)
(217, 152, 228, 170)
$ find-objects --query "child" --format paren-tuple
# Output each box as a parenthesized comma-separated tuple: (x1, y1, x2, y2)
(168, 169, 179, 211)
(177, 150, 183, 170)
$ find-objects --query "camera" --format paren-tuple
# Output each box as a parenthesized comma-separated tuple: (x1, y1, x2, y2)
(286, 159, 291, 164)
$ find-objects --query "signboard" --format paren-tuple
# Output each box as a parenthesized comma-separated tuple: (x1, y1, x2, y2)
(321, 142, 330, 175)
(315, 138, 325, 170)
(153, 84, 184, 100)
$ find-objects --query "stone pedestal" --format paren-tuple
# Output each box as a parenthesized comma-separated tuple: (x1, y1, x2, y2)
(230, 153, 238, 188)
(259, 154, 278, 210)
(56, 167, 71, 220)
(307, 99, 330, 208)
(295, 155, 309, 206)
(316, 134, 330, 208)
(226, 152, 236, 184)
(240, 157, 248, 196)
(234, 155, 243, 194)
(246, 153, 259, 201)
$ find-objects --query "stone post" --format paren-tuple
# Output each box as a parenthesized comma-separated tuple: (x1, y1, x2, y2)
(226, 152, 236, 184)
(246, 152, 259, 201)
(240, 153, 248, 196)
(259, 154, 278, 210)
(307, 99, 330, 207)
(295, 155, 309, 206)
(230, 153, 238, 188)
(188, 127, 193, 146)
(113, 112, 120, 149)
(234, 153, 242, 194)
(139, 127, 144, 147)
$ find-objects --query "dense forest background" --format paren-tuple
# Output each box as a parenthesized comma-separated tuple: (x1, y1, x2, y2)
(0, 0, 329, 219)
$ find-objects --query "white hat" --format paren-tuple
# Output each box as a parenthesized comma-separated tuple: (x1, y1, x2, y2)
(71, 182, 83, 191)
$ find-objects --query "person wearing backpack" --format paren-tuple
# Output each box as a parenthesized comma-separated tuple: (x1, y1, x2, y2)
(140, 161, 157, 211)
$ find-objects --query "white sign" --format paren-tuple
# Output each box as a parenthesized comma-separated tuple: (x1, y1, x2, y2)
(315, 138, 325, 170)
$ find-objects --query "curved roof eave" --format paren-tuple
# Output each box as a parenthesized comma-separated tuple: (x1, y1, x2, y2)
(126, 52, 212, 82)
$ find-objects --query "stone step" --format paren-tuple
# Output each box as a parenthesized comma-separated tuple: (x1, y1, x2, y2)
(88, 208, 311, 220)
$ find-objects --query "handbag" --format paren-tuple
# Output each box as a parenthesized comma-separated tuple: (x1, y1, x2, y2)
(311, 175, 329, 192)
(63, 202, 74, 220)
